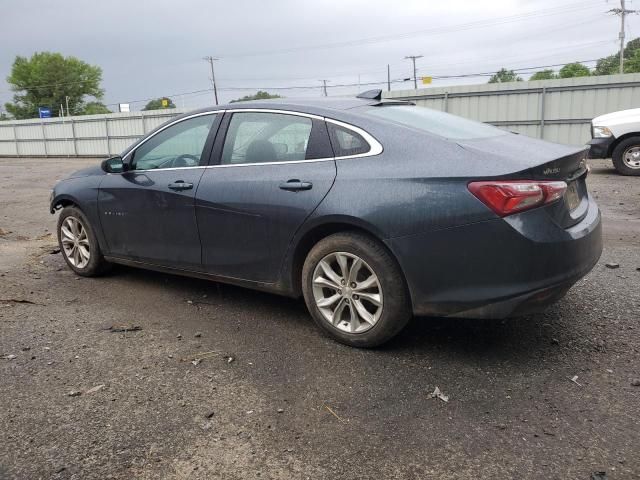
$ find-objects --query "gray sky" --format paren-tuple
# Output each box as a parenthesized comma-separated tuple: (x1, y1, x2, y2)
(2, 0, 639, 111)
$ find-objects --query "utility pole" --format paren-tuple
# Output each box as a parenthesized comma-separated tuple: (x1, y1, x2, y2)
(387, 64, 391, 92)
(404, 55, 423, 89)
(203, 56, 219, 105)
(609, 0, 638, 74)
(320, 79, 328, 97)
(65, 96, 70, 117)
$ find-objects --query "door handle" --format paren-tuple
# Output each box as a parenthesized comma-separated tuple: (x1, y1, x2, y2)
(168, 181, 193, 191)
(279, 179, 313, 192)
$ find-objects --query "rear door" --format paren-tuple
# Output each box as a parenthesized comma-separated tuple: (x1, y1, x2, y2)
(196, 110, 336, 283)
(98, 113, 219, 269)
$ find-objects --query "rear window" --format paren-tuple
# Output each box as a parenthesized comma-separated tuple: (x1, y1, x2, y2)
(363, 105, 507, 140)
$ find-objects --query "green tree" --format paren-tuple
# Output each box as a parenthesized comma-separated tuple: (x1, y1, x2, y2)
(623, 49, 640, 73)
(558, 62, 591, 78)
(142, 97, 176, 110)
(82, 102, 111, 115)
(594, 37, 640, 75)
(488, 68, 523, 84)
(529, 69, 557, 81)
(0, 112, 9, 121)
(4, 52, 104, 119)
(230, 91, 282, 103)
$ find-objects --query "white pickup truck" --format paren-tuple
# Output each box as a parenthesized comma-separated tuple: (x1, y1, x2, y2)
(588, 108, 640, 175)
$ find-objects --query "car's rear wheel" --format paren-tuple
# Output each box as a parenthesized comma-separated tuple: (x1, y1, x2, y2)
(57, 206, 110, 276)
(612, 136, 640, 176)
(302, 232, 411, 347)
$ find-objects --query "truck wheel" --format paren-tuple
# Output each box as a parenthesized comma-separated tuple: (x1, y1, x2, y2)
(612, 136, 640, 176)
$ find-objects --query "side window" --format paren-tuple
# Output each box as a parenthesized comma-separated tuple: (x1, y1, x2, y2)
(131, 114, 216, 170)
(221, 112, 312, 165)
(328, 124, 370, 157)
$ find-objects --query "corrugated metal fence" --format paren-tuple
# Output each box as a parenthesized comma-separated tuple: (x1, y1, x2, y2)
(384, 73, 640, 146)
(0, 109, 187, 157)
(2, 73, 640, 157)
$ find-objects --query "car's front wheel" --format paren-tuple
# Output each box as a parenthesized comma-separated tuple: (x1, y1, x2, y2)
(57, 206, 110, 276)
(302, 232, 411, 348)
(612, 136, 640, 176)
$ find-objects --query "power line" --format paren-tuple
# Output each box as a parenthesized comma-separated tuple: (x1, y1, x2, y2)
(217, 0, 604, 58)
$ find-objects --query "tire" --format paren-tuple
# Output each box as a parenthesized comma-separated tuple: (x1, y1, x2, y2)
(612, 136, 640, 176)
(301, 231, 411, 348)
(57, 206, 111, 277)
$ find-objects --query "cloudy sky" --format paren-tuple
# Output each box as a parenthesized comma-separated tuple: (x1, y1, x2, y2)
(2, 0, 639, 111)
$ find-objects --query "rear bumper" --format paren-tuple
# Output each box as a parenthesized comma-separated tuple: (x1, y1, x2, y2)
(388, 195, 602, 319)
(587, 137, 615, 159)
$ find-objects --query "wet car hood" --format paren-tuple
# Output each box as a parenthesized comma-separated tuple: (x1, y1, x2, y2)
(66, 164, 105, 179)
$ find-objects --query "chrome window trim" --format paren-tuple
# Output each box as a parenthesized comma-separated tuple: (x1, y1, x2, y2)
(224, 108, 325, 121)
(115, 108, 383, 174)
(325, 117, 384, 159)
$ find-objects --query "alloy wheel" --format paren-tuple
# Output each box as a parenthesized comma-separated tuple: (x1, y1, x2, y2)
(311, 252, 383, 333)
(623, 146, 640, 169)
(60, 216, 91, 269)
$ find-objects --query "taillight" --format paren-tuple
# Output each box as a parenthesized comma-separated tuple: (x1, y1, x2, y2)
(468, 180, 567, 217)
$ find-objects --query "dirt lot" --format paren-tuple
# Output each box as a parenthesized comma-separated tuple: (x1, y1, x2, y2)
(0, 157, 639, 480)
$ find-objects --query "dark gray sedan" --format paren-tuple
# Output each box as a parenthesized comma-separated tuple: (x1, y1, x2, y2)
(50, 91, 602, 347)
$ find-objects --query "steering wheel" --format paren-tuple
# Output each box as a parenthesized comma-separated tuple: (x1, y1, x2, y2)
(172, 154, 199, 168)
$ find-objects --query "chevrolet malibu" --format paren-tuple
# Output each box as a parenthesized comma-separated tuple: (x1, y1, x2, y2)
(50, 91, 603, 347)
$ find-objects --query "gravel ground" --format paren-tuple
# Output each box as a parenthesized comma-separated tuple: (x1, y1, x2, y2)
(0, 157, 639, 480)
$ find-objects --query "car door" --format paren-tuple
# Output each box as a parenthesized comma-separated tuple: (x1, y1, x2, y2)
(196, 110, 336, 283)
(98, 112, 220, 269)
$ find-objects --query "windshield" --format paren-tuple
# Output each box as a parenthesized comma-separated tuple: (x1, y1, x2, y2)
(363, 105, 507, 140)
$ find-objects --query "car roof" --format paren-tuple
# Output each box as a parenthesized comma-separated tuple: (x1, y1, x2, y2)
(185, 96, 413, 118)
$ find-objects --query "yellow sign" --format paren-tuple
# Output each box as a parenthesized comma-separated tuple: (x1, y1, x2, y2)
(161, 98, 169, 107)
(421, 76, 432, 85)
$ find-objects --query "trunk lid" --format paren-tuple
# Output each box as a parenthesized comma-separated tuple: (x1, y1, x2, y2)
(457, 134, 590, 228)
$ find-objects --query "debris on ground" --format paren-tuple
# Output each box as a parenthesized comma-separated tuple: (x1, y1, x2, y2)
(605, 263, 620, 269)
(67, 391, 82, 397)
(631, 379, 640, 387)
(177, 334, 182, 339)
(277, 408, 284, 413)
(85, 384, 105, 394)
(104, 325, 142, 333)
(0, 228, 11, 236)
(0, 298, 43, 305)
(591, 472, 608, 480)
(50, 248, 60, 254)
(181, 350, 221, 364)
(323, 404, 347, 424)
(205, 410, 215, 419)
(429, 386, 450, 402)
(194, 332, 202, 338)
(3, 354, 17, 360)
(570, 375, 582, 387)
(225, 355, 235, 364)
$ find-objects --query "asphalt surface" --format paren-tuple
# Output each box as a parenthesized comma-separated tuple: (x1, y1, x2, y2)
(0, 157, 639, 480)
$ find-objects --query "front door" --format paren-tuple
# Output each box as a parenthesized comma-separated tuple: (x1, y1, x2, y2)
(196, 111, 336, 283)
(98, 113, 219, 269)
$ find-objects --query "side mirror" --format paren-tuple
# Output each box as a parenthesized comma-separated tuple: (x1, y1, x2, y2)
(101, 156, 125, 173)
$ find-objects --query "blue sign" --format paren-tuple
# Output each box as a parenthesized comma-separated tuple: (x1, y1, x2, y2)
(38, 107, 51, 119)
